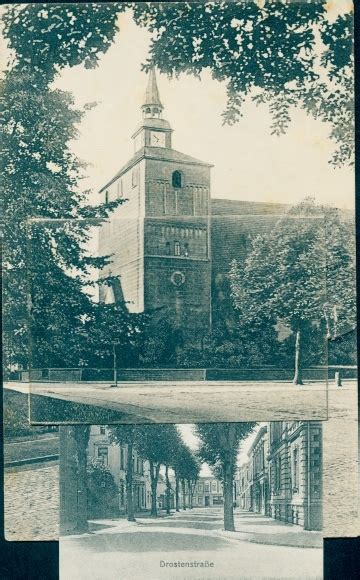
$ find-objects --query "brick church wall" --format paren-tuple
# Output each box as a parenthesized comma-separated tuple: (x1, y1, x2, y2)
(98, 161, 145, 312)
(145, 159, 210, 217)
(144, 256, 211, 336)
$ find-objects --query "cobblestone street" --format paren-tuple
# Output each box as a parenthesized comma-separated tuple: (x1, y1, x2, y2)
(4, 462, 59, 541)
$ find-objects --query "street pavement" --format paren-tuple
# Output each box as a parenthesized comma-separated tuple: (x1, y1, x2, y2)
(5, 379, 330, 423)
(4, 462, 59, 541)
(4, 433, 59, 464)
(60, 507, 323, 580)
(322, 380, 359, 538)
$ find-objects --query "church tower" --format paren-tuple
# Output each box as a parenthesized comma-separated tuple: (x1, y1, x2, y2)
(99, 68, 212, 343)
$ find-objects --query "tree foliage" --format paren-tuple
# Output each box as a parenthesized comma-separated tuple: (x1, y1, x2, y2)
(132, 1, 353, 166)
(2, 3, 122, 82)
(229, 198, 356, 382)
(2, 5, 124, 371)
(86, 457, 119, 518)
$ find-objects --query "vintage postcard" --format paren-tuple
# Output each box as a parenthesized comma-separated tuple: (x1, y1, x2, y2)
(57, 417, 359, 580)
(59, 422, 325, 579)
(1, 2, 358, 577)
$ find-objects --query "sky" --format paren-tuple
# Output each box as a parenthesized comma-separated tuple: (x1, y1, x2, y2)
(178, 424, 262, 477)
(46, 8, 355, 210)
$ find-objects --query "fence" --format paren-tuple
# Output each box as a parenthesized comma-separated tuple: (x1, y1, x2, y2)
(13, 365, 357, 383)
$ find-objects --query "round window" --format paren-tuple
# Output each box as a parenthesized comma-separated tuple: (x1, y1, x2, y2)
(170, 271, 186, 287)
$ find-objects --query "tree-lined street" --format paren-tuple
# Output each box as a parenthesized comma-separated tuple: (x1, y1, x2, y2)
(61, 507, 323, 580)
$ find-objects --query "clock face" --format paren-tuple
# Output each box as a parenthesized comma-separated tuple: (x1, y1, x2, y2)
(150, 131, 166, 147)
(171, 271, 186, 287)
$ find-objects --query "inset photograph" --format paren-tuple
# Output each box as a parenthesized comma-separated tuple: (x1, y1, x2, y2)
(2, 4, 355, 425)
(23, 210, 355, 424)
(60, 421, 323, 579)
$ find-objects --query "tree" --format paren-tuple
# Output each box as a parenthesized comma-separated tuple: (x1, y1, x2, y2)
(229, 199, 356, 384)
(1, 3, 127, 372)
(172, 443, 199, 512)
(136, 424, 182, 517)
(2, 64, 123, 372)
(185, 454, 200, 511)
(68, 425, 90, 534)
(132, 1, 354, 167)
(195, 423, 255, 531)
(87, 457, 119, 519)
(159, 427, 185, 515)
(108, 425, 139, 522)
(86, 300, 149, 371)
(2, 3, 122, 83)
(2, 3, 353, 168)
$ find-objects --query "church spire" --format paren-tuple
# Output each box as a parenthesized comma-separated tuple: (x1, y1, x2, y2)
(142, 67, 163, 119)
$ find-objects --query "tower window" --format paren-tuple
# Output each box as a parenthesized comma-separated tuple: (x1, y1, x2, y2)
(97, 446, 108, 466)
(172, 170, 183, 189)
(165, 242, 170, 255)
(145, 107, 151, 115)
(184, 243, 189, 257)
(174, 241, 181, 256)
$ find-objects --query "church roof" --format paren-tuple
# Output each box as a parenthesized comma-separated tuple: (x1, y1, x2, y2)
(211, 198, 289, 215)
(132, 117, 172, 138)
(99, 147, 213, 192)
(143, 67, 162, 108)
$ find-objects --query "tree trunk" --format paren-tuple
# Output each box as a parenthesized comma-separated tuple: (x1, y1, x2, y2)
(126, 441, 136, 522)
(150, 461, 159, 517)
(165, 465, 171, 515)
(223, 461, 235, 532)
(181, 478, 187, 510)
(73, 427, 90, 534)
(293, 329, 303, 385)
(187, 479, 193, 509)
(175, 475, 180, 512)
(113, 343, 118, 387)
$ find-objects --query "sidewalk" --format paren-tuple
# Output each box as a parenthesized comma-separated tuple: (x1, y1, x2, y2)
(65, 508, 323, 549)
(217, 509, 323, 548)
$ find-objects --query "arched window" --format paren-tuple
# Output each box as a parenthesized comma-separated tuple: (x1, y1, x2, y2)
(172, 170, 183, 189)
(184, 243, 189, 257)
(145, 107, 151, 115)
(174, 241, 181, 256)
(165, 241, 171, 255)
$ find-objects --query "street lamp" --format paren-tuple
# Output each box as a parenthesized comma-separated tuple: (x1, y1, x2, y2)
(111, 342, 120, 388)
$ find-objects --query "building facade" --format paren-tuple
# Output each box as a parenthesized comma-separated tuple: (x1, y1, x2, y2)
(267, 421, 322, 530)
(192, 476, 224, 507)
(87, 426, 151, 513)
(237, 422, 323, 531)
(235, 461, 252, 511)
(248, 425, 269, 515)
(98, 68, 286, 343)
